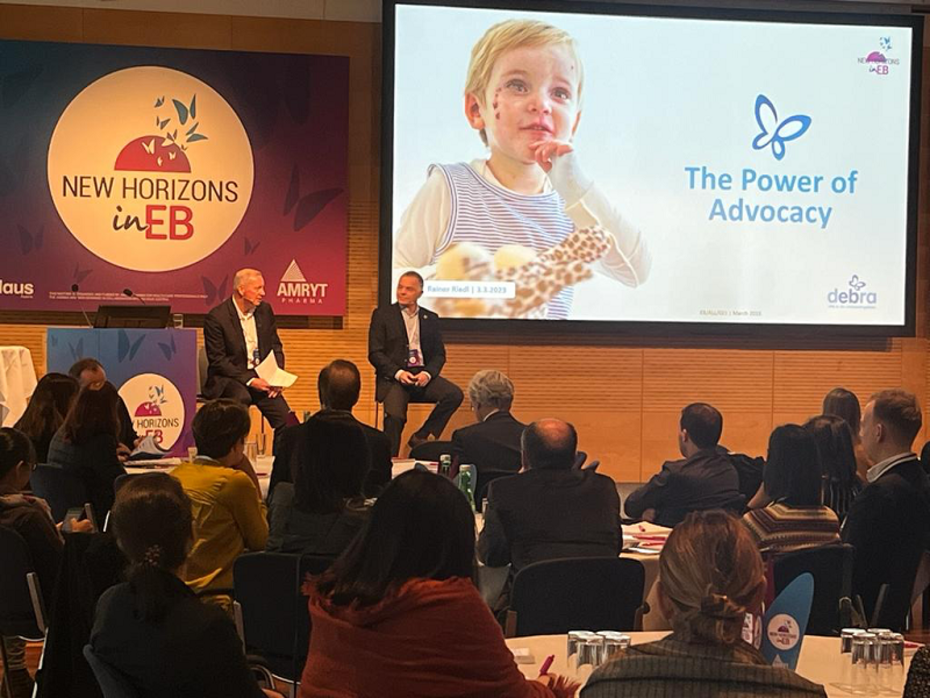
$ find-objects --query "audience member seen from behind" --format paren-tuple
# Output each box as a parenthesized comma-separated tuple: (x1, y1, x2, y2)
(804, 415, 864, 522)
(300, 470, 577, 698)
(843, 389, 930, 630)
(172, 399, 267, 607)
(266, 411, 372, 556)
(47, 382, 126, 517)
(13, 372, 79, 464)
(68, 357, 140, 451)
(270, 360, 391, 500)
(581, 510, 826, 698)
(452, 370, 527, 476)
(822, 387, 870, 479)
(0, 428, 82, 698)
(478, 418, 620, 573)
(625, 403, 742, 527)
(90, 474, 280, 698)
(741, 425, 840, 557)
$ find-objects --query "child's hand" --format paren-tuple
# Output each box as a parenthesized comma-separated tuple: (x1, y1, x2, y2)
(530, 139, 573, 173)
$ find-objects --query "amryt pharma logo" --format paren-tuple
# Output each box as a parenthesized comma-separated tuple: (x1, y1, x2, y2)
(118, 373, 185, 451)
(277, 259, 329, 305)
(48, 67, 254, 273)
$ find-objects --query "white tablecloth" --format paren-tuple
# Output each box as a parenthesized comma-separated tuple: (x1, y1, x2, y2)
(0, 346, 37, 426)
(125, 454, 273, 498)
(506, 633, 913, 697)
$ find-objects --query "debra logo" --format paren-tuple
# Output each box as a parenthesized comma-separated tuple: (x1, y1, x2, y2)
(118, 373, 184, 450)
(766, 614, 800, 651)
(0, 279, 34, 298)
(858, 36, 899, 76)
(276, 259, 329, 305)
(751, 95, 811, 162)
(47, 67, 254, 273)
(828, 275, 877, 308)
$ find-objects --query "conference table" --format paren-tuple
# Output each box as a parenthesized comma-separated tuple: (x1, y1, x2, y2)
(476, 514, 665, 620)
(0, 345, 37, 426)
(125, 454, 273, 498)
(505, 632, 913, 696)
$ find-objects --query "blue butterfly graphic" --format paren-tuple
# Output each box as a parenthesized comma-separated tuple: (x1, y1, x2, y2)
(848, 275, 866, 291)
(752, 94, 812, 161)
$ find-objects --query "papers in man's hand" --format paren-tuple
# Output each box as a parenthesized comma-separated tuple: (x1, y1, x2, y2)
(128, 433, 168, 460)
(256, 352, 298, 389)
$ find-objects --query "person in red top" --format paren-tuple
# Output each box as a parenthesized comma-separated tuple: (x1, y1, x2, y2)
(300, 470, 576, 698)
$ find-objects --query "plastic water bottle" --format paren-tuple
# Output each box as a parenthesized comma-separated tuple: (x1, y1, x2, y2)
(459, 464, 476, 512)
(439, 454, 452, 477)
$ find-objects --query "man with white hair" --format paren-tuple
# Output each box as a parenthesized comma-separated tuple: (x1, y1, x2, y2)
(203, 268, 291, 449)
(451, 370, 526, 475)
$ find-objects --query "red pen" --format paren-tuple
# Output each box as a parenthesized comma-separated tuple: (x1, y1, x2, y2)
(539, 654, 555, 676)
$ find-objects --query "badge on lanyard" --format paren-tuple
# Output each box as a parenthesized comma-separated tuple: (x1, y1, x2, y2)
(406, 348, 423, 368)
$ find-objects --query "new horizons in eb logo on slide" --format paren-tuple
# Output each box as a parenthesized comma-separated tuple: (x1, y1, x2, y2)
(47, 67, 254, 273)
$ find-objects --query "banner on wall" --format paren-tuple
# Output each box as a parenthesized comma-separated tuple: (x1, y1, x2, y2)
(0, 41, 348, 315)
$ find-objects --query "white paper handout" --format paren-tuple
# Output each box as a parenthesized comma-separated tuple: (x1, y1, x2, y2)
(256, 352, 298, 389)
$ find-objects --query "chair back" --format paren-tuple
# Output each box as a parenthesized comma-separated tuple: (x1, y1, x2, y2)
(31, 463, 88, 521)
(773, 543, 854, 635)
(83, 644, 141, 698)
(509, 556, 645, 637)
(233, 551, 334, 682)
(197, 345, 209, 398)
(409, 440, 454, 462)
(0, 525, 45, 640)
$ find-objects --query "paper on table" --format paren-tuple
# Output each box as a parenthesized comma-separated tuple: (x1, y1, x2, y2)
(256, 352, 298, 389)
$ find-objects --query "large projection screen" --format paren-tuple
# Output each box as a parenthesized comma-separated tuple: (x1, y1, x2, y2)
(381, 0, 921, 333)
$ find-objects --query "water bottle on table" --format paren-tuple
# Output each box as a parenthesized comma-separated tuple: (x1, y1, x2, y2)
(459, 464, 476, 512)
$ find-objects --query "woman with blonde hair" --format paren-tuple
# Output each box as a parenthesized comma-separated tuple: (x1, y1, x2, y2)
(582, 510, 826, 697)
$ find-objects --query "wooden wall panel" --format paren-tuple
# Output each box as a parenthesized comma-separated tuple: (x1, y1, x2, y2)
(1, 5, 929, 486)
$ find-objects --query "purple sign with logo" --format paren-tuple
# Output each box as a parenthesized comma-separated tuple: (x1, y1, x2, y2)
(1, 40, 347, 315)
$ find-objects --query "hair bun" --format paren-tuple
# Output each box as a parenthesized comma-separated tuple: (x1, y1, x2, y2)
(700, 592, 744, 620)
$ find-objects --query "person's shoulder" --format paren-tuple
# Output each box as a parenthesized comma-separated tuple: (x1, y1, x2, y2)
(487, 471, 522, 498)
(421, 306, 439, 320)
(205, 297, 232, 319)
(452, 420, 482, 440)
(95, 580, 132, 617)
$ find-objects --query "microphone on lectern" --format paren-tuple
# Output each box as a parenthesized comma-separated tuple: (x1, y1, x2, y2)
(122, 288, 147, 305)
(71, 283, 93, 327)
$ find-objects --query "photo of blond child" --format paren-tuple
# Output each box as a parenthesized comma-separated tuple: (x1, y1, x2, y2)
(393, 19, 652, 320)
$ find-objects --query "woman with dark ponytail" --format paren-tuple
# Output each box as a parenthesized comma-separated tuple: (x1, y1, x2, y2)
(582, 511, 827, 698)
(90, 473, 277, 697)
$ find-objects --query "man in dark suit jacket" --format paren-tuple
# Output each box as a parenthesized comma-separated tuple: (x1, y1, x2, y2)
(452, 370, 526, 480)
(69, 358, 139, 451)
(269, 359, 392, 501)
(625, 403, 743, 527)
(203, 269, 290, 445)
(368, 271, 463, 455)
(843, 389, 930, 630)
(478, 419, 621, 572)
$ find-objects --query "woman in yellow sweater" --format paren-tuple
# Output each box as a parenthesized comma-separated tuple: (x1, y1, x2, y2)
(171, 399, 268, 606)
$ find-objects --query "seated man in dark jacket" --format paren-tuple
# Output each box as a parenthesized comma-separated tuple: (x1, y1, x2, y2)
(843, 389, 930, 631)
(452, 370, 526, 476)
(625, 403, 743, 527)
(478, 418, 621, 572)
(270, 360, 392, 500)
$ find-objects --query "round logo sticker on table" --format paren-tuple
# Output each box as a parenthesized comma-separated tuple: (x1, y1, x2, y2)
(47, 66, 254, 272)
(766, 613, 800, 651)
(118, 373, 185, 451)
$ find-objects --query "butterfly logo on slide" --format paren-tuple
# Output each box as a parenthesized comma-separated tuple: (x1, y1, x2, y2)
(751, 95, 812, 161)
